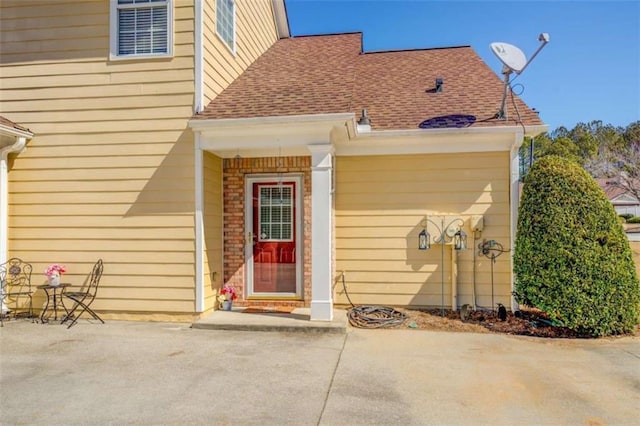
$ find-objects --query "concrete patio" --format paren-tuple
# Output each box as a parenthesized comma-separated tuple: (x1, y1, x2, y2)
(1, 318, 638, 425)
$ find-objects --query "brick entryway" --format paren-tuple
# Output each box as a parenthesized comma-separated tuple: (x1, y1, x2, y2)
(222, 156, 311, 308)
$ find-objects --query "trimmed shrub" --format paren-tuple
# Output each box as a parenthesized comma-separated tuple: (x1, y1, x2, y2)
(627, 216, 640, 224)
(514, 156, 640, 336)
(619, 213, 634, 221)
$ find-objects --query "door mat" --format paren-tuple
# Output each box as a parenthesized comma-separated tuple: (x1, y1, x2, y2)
(243, 307, 295, 314)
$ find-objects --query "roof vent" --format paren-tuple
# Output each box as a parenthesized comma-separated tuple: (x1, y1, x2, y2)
(435, 78, 444, 93)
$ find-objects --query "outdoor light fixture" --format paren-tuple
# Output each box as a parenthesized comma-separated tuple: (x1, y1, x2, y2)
(417, 216, 466, 252)
(435, 78, 444, 93)
(418, 215, 467, 316)
(454, 229, 467, 251)
(418, 228, 430, 250)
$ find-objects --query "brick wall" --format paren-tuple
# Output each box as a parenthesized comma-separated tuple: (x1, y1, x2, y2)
(223, 156, 312, 308)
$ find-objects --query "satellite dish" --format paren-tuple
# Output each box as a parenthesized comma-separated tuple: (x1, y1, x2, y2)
(490, 33, 550, 120)
(490, 42, 527, 74)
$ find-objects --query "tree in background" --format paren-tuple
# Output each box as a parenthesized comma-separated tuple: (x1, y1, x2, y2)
(514, 156, 640, 336)
(520, 120, 640, 200)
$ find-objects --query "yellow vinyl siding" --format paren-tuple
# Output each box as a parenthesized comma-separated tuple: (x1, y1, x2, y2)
(1, 0, 197, 315)
(202, 152, 223, 312)
(201, 0, 278, 105)
(335, 152, 512, 310)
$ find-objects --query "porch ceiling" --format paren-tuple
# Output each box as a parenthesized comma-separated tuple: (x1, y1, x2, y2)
(189, 113, 353, 158)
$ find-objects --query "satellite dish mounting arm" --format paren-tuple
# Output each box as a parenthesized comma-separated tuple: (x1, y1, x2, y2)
(516, 33, 550, 76)
(492, 33, 550, 120)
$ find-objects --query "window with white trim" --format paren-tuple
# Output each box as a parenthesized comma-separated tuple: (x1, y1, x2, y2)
(110, 0, 173, 60)
(259, 185, 293, 241)
(216, 0, 235, 52)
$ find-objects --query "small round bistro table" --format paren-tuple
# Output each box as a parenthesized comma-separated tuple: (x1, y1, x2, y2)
(37, 283, 70, 323)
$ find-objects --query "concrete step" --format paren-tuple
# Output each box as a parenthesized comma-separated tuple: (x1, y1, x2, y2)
(192, 307, 348, 334)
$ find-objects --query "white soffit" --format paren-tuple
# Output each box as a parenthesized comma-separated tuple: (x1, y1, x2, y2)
(189, 114, 547, 157)
(1, 124, 34, 147)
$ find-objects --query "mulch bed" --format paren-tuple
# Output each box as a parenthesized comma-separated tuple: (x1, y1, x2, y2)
(394, 307, 639, 338)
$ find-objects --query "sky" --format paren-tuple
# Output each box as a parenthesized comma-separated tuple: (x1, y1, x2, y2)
(285, 0, 640, 132)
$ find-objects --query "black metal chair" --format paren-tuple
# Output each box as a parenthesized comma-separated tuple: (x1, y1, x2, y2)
(61, 259, 104, 329)
(0, 258, 34, 326)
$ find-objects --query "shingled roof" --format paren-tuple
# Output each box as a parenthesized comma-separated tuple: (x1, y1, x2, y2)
(0, 115, 31, 134)
(195, 32, 544, 130)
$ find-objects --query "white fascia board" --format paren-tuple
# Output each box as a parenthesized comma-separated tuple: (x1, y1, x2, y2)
(0, 124, 34, 141)
(271, 0, 290, 38)
(189, 113, 354, 129)
(189, 113, 547, 157)
(337, 125, 545, 156)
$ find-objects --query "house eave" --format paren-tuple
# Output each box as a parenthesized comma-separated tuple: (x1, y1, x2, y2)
(0, 124, 34, 145)
(340, 123, 547, 156)
(189, 113, 547, 157)
(189, 113, 354, 157)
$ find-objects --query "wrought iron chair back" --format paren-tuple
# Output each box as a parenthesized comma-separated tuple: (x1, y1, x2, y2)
(0, 258, 34, 325)
(62, 259, 104, 329)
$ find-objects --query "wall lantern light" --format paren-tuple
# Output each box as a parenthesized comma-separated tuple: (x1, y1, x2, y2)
(454, 229, 467, 251)
(418, 228, 430, 250)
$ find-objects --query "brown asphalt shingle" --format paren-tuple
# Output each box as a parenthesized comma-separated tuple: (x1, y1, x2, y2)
(0, 115, 31, 133)
(195, 32, 544, 130)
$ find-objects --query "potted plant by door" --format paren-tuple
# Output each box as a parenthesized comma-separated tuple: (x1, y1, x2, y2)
(217, 285, 237, 311)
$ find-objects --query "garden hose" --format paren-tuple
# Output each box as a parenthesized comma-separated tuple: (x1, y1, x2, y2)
(341, 273, 407, 329)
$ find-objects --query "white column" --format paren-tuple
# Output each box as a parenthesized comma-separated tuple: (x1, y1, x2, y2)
(194, 134, 205, 313)
(308, 144, 334, 321)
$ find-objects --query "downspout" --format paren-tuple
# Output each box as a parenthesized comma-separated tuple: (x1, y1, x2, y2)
(194, 0, 204, 313)
(1, 137, 27, 314)
(194, 132, 205, 313)
(510, 130, 524, 312)
(194, 0, 204, 113)
(451, 244, 457, 311)
(1, 137, 27, 265)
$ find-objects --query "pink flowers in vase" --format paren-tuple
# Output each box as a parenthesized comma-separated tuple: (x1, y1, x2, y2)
(44, 263, 66, 278)
(219, 285, 238, 301)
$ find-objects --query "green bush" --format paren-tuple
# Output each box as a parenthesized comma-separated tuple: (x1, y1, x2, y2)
(619, 213, 634, 220)
(514, 156, 640, 337)
(627, 216, 640, 224)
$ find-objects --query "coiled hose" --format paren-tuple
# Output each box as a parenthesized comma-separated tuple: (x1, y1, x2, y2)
(342, 273, 407, 328)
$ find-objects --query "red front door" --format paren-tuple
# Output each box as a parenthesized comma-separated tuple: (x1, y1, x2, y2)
(251, 181, 297, 294)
